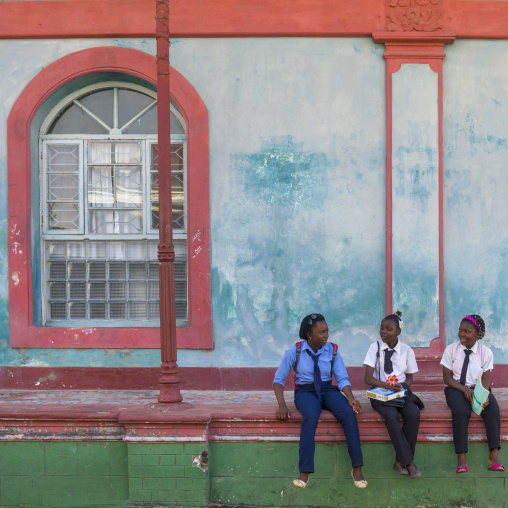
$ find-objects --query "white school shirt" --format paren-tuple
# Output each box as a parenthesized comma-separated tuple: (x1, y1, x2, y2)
(440, 341, 494, 387)
(363, 340, 418, 383)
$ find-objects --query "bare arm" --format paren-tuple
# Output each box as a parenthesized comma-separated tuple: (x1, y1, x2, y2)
(364, 365, 403, 391)
(341, 385, 361, 414)
(443, 366, 474, 403)
(480, 370, 491, 408)
(273, 382, 291, 421)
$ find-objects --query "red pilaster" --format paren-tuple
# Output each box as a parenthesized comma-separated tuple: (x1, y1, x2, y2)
(156, 0, 182, 403)
(374, 31, 454, 364)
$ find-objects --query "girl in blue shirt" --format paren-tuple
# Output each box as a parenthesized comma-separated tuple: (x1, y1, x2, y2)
(273, 313, 366, 489)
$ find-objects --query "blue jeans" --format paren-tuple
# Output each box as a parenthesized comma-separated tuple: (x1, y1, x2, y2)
(294, 382, 364, 473)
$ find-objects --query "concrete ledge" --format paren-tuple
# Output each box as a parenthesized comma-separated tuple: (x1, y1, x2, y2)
(0, 389, 507, 444)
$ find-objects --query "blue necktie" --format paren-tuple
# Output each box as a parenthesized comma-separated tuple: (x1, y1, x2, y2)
(306, 350, 322, 402)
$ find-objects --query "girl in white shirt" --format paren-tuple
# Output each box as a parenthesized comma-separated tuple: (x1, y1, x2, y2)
(441, 314, 504, 473)
(364, 311, 421, 479)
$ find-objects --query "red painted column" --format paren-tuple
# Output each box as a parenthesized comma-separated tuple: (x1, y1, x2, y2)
(156, 0, 182, 403)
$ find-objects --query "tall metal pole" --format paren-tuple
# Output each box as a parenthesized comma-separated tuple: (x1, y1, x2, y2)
(156, 0, 182, 403)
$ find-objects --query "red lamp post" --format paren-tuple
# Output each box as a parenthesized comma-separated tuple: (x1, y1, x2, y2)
(155, 0, 182, 403)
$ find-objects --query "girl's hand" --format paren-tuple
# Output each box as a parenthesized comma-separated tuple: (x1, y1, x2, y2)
(348, 398, 362, 414)
(464, 388, 475, 404)
(391, 382, 403, 391)
(482, 397, 490, 410)
(276, 404, 291, 421)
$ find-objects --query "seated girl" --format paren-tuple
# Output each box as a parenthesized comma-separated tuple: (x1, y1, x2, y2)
(363, 311, 421, 479)
(441, 314, 504, 473)
(273, 313, 367, 489)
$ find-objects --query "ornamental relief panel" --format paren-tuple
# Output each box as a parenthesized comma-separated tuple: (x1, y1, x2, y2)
(387, 0, 444, 32)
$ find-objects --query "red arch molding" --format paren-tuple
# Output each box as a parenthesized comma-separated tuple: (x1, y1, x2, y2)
(7, 46, 212, 349)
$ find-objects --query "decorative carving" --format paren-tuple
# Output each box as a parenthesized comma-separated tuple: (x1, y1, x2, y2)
(387, 0, 443, 32)
(158, 242, 176, 262)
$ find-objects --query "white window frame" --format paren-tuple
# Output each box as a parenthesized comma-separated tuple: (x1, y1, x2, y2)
(39, 82, 188, 325)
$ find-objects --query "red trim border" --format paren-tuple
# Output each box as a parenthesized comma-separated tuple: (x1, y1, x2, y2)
(7, 47, 211, 349)
(0, 1, 508, 40)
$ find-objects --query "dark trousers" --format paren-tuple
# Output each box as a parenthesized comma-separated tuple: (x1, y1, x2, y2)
(370, 398, 420, 466)
(445, 386, 501, 454)
(294, 382, 364, 473)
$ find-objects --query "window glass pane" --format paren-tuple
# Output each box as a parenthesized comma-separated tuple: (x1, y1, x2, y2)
(87, 241, 106, 259)
(127, 241, 147, 261)
(69, 302, 86, 319)
(46, 143, 81, 232)
(129, 263, 146, 279)
(47, 242, 66, 259)
(48, 174, 79, 201)
(116, 167, 142, 208)
(79, 89, 114, 129)
(90, 302, 107, 319)
(88, 142, 142, 165)
(48, 203, 80, 231)
(89, 210, 142, 234)
(69, 282, 86, 299)
(123, 106, 158, 135)
(118, 89, 157, 135)
(48, 145, 79, 172)
(89, 282, 106, 300)
(44, 240, 187, 323)
(150, 143, 185, 231)
(88, 167, 115, 207)
(48, 261, 66, 279)
(49, 302, 67, 320)
(129, 302, 147, 320)
(171, 144, 184, 170)
(67, 242, 85, 259)
(49, 282, 66, 299)
(110, 282, 127, 299)
(110, 302, 126, 319)
(48, 104, 108, 135)
(109, 262, 127, 279)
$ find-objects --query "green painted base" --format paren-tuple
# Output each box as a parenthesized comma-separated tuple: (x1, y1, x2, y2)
(0, 441, 506, 507)
(209, 442, 507, 508)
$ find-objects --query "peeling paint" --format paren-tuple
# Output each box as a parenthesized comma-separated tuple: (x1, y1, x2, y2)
(192, 449, 208, 471)
(11, 271, 19, 285)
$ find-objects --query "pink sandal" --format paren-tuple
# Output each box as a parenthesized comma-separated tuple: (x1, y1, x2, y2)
(488, 463, 506, 471)
(455, 466, 468, 473)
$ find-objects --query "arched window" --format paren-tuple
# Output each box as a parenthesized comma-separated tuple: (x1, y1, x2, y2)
(41, 83, 187, 324)
(8, 47, 211, 349)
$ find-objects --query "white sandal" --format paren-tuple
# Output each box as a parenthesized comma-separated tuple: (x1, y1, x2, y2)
(293, 478, 308, 488)
(351, 469, 368, 489)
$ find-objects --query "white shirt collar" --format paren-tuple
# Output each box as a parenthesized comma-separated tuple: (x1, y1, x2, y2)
(460, 341, 479, 354)
(380, 340, 401, 354)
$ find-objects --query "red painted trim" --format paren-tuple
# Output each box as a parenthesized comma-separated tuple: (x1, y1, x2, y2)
(0, 0, 384, 39)
(7, 47, 211, 349)
(385, 56, 393, 316)
(1, 1, 508, 40)
(376, 33, 455, 359)
(0, 365, 452, 391)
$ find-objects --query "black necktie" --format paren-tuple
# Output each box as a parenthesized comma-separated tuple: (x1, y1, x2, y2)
(306, 350, 322, 402)
(384, 349, 395, 374)
(460, 349, 473, 386)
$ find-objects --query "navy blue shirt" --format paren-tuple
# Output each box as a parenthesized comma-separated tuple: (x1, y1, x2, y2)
(273, 340, 351, 390)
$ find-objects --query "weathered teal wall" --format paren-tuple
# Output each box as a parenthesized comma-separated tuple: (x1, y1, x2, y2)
(444, 40, 508, 361)
(0, 37, 387, 368)
(392, 64, 439, 347)
(2, 37, 507, 370)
